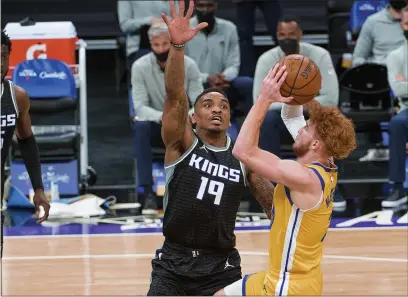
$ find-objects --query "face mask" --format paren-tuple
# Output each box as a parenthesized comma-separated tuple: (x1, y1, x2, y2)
(389, 0, 408, 11)
(196, 11, 216, 33)
(278, 38, 299, 55)
(404, 30, 408, 40)
(154, 50, 169, 62)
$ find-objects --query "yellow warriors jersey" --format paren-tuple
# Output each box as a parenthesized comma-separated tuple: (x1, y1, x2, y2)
(244, 161, 337, 296)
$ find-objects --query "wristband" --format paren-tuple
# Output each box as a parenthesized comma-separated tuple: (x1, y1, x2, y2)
(170, 40, 185, 48)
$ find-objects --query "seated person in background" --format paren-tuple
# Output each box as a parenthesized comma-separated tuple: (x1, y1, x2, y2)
(184, 0, 253, 116)
(352, 0, 407, 66)
(131, 23, 203, 214)
(383, 8, 408, 208)
(352, 0, 407, 162)
(253, 17, 338, 159)
(118, 1, 170, 69)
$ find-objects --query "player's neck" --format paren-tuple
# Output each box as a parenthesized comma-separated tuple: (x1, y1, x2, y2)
(196, 129, 227, 148)
(297, 153, 330, 167)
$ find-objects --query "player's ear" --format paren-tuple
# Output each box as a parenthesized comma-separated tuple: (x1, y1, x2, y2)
(191, 113, 197, 125)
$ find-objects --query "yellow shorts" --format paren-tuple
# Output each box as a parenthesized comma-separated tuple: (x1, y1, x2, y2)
(244, 271, 272, 296)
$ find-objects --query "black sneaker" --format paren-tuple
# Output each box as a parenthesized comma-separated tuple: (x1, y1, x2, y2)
(382, 187, 408, 208)
(142, 193, 158, 215)
(333, 191, 346, 211)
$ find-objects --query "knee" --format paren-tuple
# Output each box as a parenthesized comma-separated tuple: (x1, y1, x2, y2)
(132, 120, 151, 133)
(232, 76, 254, 90)
(214, 289, 226, 296)
(389, 116, 406, 134)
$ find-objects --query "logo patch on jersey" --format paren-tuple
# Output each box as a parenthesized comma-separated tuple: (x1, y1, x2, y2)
(188, 153, 241, 183)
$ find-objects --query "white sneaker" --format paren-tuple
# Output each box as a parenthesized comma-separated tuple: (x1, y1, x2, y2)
(359, 148, 389, 162)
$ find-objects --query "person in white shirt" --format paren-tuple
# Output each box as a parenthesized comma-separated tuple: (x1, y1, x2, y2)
(131, 23, 203, 214)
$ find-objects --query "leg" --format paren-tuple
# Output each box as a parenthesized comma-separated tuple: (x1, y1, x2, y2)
(259, 109, 286, 157)
(383, 110, 408, 207)
(229, 77, 254, 116)
(258, 0, 281, 44)
(235, 1, 256, 77)
(147, 249, 184, 296)
(215, 271, 268, 296)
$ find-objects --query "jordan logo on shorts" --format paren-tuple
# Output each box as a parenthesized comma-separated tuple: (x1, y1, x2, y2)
(224, 258, 234, 269)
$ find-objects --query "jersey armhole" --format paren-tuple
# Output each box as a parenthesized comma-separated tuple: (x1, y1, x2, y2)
(299, 167, 325, 212)
(164, 136, 198, 169)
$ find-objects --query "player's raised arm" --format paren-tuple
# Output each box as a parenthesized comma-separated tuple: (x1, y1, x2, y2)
(232, 64, 321, 195)
(161, 0, 208, 163)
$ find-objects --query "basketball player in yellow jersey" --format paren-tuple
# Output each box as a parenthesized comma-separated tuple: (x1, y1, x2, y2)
(215, 64, 356, 296)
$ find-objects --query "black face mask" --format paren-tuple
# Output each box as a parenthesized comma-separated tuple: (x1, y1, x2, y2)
(154, 50, 169, 62)
(389, 0, 408, 11)
(404, 30, 408, 40)
(278, 38, 299, 55)
(196, 11, 216, 33)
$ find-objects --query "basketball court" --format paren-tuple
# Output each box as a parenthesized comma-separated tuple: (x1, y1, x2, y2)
(1, 213, 407, 296)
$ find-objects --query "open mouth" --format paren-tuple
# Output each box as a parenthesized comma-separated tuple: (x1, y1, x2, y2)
(210, 115, 222, 124)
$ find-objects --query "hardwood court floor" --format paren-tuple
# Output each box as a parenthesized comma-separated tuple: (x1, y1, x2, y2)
(1, 228, 407, 295)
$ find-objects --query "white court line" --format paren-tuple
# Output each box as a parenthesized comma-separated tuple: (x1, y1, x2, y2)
(2, 251, 407, 263)
(4, 225, 408, 240)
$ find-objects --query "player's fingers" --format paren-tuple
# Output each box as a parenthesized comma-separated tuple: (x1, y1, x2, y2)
(179, 0, 185, 17)
(275, 65, 287, 82)
(162, 13, 171, 25)
(186, 0, 194, 19)
(169, 0, 177, 19)
(277, 71, 288, 86)
(195, 22, 208, 32)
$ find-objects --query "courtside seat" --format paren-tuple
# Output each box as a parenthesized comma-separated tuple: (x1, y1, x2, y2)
(11, 59, 78, 157)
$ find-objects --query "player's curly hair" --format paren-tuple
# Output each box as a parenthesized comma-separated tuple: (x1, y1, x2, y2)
(1, 30, 12, 53)
(307, 101, 356, 159)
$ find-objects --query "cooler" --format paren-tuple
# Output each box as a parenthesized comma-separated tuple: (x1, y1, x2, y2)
(4, 21, 77, 76)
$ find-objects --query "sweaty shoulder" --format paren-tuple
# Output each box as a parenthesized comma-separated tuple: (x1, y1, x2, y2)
(300, 42, 330, 62)
(13, 83, 30, 113)
(131, 53, 152, 74)
(257, 47, 281, 65)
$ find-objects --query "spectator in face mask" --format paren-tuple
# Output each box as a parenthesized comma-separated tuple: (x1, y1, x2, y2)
(130, 22, 203, 215)
(184, 0, 254, 117)
(383, 7, 408, 208)
(352, 0, 407, 66)
(252, 16, 339, 163)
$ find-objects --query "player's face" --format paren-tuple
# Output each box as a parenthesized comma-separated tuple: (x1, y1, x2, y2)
(151, 34, 171, 62)
(1, 45, 9, 83)
(293, 121, 318, 157)
(193, 92, 231, 133)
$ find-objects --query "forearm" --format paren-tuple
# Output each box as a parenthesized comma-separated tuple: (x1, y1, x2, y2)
(18, 134, 43, 191)
(281, 104, 306, 140)
(234, 99, 270, 156)
(165, 46, 186, 96)
(249, 173, 275, 220)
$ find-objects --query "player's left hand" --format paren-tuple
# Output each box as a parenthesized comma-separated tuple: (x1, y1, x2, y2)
(33, 190, 50, 223)
(162, 0, 208, 45)
(259, 63, 294, 104)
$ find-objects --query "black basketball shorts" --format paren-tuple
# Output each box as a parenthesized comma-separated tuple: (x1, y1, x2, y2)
(147, 240, 242, 296)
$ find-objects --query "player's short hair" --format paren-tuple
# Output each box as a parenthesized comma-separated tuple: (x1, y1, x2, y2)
(1, 30, 12, 53)
(193, 87, 229, 108)
(307, 101, 356, 159)
(279, 16, 301, 28)
(148, 23, 169, 42)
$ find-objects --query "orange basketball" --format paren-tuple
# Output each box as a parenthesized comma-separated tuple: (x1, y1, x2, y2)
(278, 54, 322, 105)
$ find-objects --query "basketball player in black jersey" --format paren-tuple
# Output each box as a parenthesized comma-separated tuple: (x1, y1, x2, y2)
(146, 1, 275, 295)
(1, 30, 50, 257)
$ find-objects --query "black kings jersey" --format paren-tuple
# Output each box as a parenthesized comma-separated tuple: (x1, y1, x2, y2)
(1, 80, 19, 195)
(162, 135, 248, 251)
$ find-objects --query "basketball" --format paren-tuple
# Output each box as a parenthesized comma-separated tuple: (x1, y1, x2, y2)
(278, 54, 322, 105)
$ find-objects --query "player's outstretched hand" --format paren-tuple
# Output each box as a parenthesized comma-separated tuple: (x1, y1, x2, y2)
(259, 63, 294, 104)
(162, 0, 208, 45)
(33, 190, 50, 223)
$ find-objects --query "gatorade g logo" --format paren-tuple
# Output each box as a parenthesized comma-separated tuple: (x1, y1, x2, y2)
(26, 44, 47, 60)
